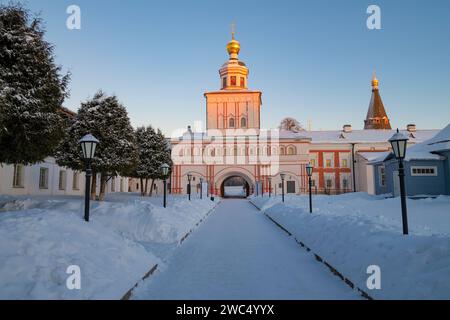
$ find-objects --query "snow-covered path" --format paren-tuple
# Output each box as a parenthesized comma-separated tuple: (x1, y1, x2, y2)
(133, 200, 360, 300)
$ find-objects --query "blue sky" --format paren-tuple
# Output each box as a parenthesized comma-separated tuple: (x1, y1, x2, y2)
(11, 0, 450, 134)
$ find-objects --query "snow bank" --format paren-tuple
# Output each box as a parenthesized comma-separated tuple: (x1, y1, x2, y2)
(251, 194, 450, 299)
(0, 193, 217, 300)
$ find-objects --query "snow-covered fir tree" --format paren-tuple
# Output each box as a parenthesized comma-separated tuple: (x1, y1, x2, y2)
(133, 125, 172, 196)
(56, 91, 137, 200)
(0, 4, 70, 165)
(134, 126, 156, 196)
(148, 128, 172, 195)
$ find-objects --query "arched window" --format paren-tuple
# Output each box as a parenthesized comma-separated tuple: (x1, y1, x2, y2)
(241, 117, 247, 128)
(280, 147, 286, 155)
(229, 118, 235, 128)
(287, 146, 296, 155)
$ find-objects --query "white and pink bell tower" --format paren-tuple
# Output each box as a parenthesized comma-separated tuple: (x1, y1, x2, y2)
(204, 29, 262, 132)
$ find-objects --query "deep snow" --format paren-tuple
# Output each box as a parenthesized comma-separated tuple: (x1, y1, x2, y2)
(133, 200, 360, 300)
(251, 193, 450, 299)
(0, 193, 217, 299)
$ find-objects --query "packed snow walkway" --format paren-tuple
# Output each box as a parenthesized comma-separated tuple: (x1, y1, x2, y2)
(133, 200, 360, 300)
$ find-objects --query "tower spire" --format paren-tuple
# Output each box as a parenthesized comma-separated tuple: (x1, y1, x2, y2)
(365, 73, 391, 130)
(231, 22, 236, 40)
(226, 22, 240, 59)
(372, 70, 379, 90)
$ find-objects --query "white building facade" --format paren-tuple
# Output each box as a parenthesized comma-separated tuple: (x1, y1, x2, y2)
(0, 157, 129, 197)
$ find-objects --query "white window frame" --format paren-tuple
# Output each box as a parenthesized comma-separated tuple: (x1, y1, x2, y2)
(12, 164, 24, 188)
(341, 173, 351, 190)
(111, 177, 116, 192)
(59, 170, 67, 191)
(39, 167, 49, 189)
(411, 166, 438, 177)
(72, 171, 80, 190)
(324, 154, 333, 168)
(342, 178, 349, 189)
(324, 174, 334, 189)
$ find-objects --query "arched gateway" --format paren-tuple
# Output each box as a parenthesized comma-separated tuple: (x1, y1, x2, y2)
(221, 176, 250, 198)
(215, 171, 254, 198)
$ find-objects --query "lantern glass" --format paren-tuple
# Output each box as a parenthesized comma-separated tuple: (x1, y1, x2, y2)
(160, 163, 170, 176)
(81, 142, 88, 159)
(91, 142, 97, 159)
(79, 134, 99, 160)
(306, 164, 314, 177)
(398, 139, 407, 159)
(389, 130, 409, 160)
(280, 173, 286, 180)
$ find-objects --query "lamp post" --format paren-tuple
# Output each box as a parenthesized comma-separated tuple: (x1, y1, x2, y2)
(268, 177, 272, 198)
(199, 178, 204, 199)
(160, 163, 170, 208)
(261, 180, 264, 197)
(280, 173, 286, 203)
(187, 173, 192, 201)
(79, 134, 99, 222)
(389, 129, 409, 235)
(306, 163, 314, 214)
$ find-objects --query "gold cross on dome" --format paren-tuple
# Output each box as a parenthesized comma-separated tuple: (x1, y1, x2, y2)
(231, 22, 236, 39)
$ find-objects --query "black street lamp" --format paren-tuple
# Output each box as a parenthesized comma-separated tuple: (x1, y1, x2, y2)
(160, 163, 170, 208)
(199, 177, 204, 199)
(255, 180, 259, 196)
(187, 173, 192, 201)
(79, 134, 99, 222)
(268, 177, 272, 198)
(280, 173, 286, 203)
(306, 163, 314, 214)
(389, 129, 409, 235)
(261, 180, 264, 197)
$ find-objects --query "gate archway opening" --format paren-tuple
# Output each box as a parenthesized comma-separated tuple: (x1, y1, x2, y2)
(221, 176, 250, 198)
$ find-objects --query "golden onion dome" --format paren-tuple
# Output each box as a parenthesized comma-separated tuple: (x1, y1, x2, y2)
(227, 37, 240, 56)
(372, 77, 379, 88)
(372, 72, 379, 88)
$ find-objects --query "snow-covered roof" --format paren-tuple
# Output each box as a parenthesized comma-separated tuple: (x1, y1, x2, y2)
(369, 124, 450, 163)
(426, 124, 450, 153)
(302, 129, 439, 144)
(173, 128, 440, 145)
(358, 152, 389, 162)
